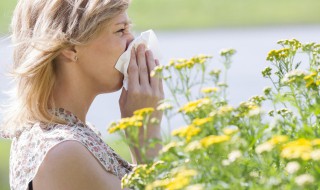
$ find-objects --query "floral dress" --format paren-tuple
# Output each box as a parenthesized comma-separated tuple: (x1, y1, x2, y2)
(2, 108, 133, 190)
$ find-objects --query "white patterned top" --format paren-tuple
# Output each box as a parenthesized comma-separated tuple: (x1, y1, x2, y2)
(2, 108, 133, 190)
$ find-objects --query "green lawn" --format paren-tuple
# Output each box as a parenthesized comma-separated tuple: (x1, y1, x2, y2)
(1, 0, 320, 34)
(0, 138, 131, 190)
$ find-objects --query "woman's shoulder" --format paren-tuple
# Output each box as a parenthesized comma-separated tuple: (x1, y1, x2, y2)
(33, 140, 129, 190)
(9, 122, 133, 190)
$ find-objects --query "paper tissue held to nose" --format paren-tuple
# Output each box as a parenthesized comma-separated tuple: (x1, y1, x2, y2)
(114, 30, 162, 90)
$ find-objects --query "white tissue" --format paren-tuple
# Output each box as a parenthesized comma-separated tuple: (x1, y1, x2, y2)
(115, 30, 162, 90)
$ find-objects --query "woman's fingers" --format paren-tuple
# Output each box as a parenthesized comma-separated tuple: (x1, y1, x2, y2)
(146, 50, 159, 89)
(119, 87, 127, 106)
(128, 48, 139, 91)
(121, 45, 164, 118)
(137, 44, 149, 86)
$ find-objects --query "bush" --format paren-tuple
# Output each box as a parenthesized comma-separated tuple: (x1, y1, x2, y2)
(109, 39, 320, 189)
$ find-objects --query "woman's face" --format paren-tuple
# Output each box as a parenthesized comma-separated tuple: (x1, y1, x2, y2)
(76, 12, 134, 94)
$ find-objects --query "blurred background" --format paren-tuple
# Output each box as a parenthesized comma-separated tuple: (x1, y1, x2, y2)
(1, 0, 320, 189)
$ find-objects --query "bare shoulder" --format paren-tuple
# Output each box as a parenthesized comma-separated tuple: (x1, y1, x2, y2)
(33, 140, 128, 190)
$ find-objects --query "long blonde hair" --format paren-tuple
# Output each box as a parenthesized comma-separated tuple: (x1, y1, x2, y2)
(1, 0, 129, 138)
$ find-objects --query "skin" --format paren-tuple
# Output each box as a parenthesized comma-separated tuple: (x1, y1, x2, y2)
(33, 11, 164, 190)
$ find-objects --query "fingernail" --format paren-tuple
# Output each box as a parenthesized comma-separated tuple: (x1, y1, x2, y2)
(146, 50, 150, 56)
(139, 43, 145, 50)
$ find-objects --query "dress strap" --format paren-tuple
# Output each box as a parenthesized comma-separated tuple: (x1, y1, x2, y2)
(28, 181, 33, 190)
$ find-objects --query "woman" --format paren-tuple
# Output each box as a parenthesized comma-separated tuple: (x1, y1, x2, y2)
(0, 0, 163, 189)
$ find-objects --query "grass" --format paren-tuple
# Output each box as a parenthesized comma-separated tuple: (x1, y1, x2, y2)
(0, 138, 131, 190)
(0, 0, 16, 35)
(128, 0, 320, 30)
(1, 0, 320, 34)
(0, 140, 11, 190)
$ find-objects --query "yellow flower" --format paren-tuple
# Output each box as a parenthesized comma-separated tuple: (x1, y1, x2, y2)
(267, 48, 290, 61)
(172, 125, 201, 142)
(150, 65, 164, 77)
(146, 168, 197, 190)
(179, 98, 212, 114)
(169, 59, 175, 66)
(132, 164, 148, 173)
(191, 54, 212, 65)
(217, 105, 233, 116)
(277, 39, 301, 51)
(147, 160, 165, 174)
(267, 135, 289, 145)
(192, 117, 213, 126)
(160, 141, 184, 153)
(172, 55, 212, 70)
(177, 58, 187, 63)
(107, 122, 119, 134)
(133, 107, 154, 116)
(281, 139, 313, 160)
(220, 48, 236, 57)
(201, 87, 219, 94)
(121, 115, 144, 127)
(157, 102, 173, 111)
(303, 72, 318, 88)
(174, 59, 195, 70)
(222, 126, 239, 135)
(166, 176, 190, 190)
(200, 135, 230, 147)
(255, 135, 288, 152)
(312, 139, 320, 146)
(146, 179, 169, 190)
(174, 62, 188, 70)
(166, 169, 197, 190)
(107, 115, 144, 134)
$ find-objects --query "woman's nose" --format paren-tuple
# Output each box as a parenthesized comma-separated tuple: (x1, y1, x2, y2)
(126, 32, 134, 50)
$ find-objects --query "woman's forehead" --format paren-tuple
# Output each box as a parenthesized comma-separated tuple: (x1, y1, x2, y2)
(110, 12, 131, 26)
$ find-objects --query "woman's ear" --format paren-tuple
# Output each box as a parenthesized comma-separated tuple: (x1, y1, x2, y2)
(60, 46, 78, 62)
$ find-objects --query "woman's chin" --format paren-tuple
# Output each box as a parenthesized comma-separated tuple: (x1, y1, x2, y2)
(114, 82, 124, 91)
(107, 80, 124, 93)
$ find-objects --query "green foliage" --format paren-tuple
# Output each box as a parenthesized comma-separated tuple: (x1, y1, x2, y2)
(0, 140, 11, 190)
(117, 39, 320, 189)
(0, 0, 17, 35)
(128, 0, 320, 30)
(1, 0, 320, 34)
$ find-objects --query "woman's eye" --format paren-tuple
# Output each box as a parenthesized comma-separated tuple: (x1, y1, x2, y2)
(117, 29, 125, 33)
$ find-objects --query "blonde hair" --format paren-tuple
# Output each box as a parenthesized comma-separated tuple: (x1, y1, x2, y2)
(1, 0, 129, 138)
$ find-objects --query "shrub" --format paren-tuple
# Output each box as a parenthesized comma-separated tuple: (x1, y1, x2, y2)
(109, 39, 320, 189)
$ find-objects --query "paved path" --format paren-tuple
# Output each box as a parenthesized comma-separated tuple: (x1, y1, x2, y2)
(1, 25, 320, 137)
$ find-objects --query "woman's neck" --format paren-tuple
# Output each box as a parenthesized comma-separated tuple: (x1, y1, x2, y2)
(52, 76, 96, 123)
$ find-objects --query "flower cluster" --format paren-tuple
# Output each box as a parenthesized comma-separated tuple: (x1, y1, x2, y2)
(171, 125, 201, 142)
(179, 98, 212, 114)
(116, 39, 320, 189)
(281, 138, 320, 161)
(170, 55, 212, 70)
(108, 115, 144, 134)
(266, 48, 290, 61)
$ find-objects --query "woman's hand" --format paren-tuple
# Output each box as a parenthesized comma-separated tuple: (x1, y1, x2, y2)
(119, 44, 164, 119)
(118, 44, 164, 164)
